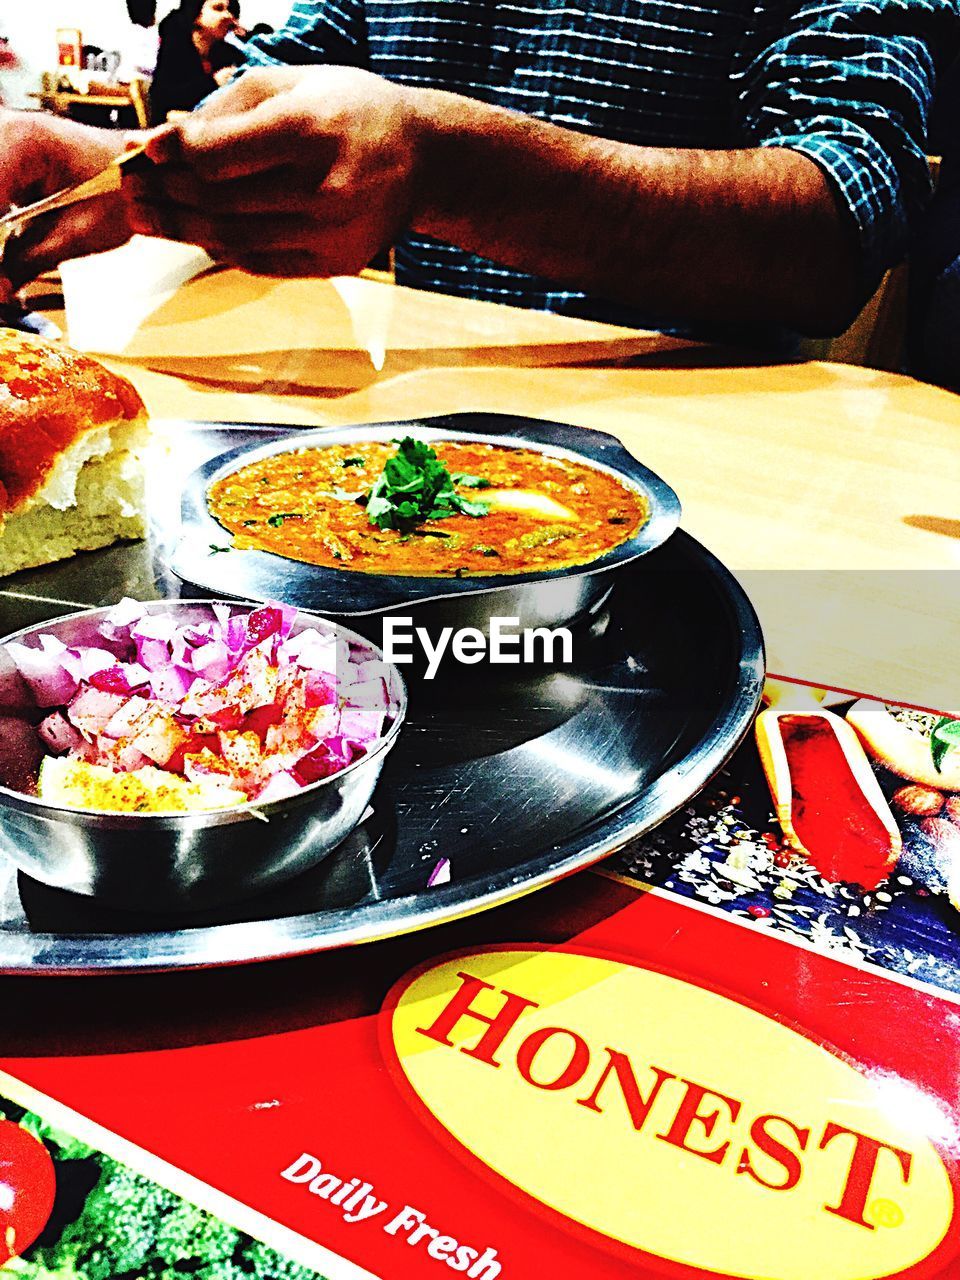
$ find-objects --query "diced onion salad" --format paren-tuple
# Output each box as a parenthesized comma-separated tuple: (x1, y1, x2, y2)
(6, 599, 399, 810)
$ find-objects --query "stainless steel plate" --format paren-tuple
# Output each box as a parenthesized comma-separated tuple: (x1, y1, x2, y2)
(0, 421, 764, 973)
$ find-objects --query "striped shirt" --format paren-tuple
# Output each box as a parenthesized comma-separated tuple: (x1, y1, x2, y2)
(242, 0, 959, 333)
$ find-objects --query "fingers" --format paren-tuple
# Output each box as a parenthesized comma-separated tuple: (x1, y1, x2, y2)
(142, 82, 267, 160)
(0, 115, 138, 288)
(116, 66, 405, 279)
(124, 179, 375, 277)
(228, 252, 317, 278)
(4, 194, 133, 289)
(124, 201, 316, 256)
(126, 164, 318, 217)
(196, 67, 299, 119)
(229, 236, 376, 278)
(149, 92, 336, 182)
(144, 70, 308, 168)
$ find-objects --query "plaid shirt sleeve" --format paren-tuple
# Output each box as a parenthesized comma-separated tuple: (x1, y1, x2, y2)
(218, 0, 959, 334)
(733, 0, 960, 292)
(241, 0, 367, 69)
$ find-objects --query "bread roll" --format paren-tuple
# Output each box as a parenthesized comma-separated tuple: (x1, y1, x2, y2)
(0, 330, 148, 577)
(846, 698, 960, 792)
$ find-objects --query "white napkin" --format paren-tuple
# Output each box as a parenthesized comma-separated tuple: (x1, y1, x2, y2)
(59, 235, 213, 355)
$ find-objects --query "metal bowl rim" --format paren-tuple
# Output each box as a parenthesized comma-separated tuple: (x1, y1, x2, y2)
(0, 598, 408, 829)
(175, 416, 682, 609)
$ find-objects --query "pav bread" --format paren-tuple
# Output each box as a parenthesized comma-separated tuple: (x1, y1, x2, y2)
(846, 698, 960, 792)
(0, 330, 148, 576)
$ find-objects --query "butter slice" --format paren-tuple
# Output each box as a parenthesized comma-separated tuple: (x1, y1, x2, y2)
(38, 757, 246, 814)
(483, 489, 577, 521)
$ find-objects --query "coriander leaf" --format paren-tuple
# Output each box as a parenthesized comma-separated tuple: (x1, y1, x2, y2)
(342, 455, 366, 467)
(452, 472, 492, 489)
(208, 543, 232, 554)
(365, 487, 394, 525)
(365, 436, 490, 531)
(453, 494, 491, 518)
(932, 716, 960, 773)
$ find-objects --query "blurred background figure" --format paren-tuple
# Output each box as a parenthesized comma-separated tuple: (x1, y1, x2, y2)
(0, 35, 20, 107)
(120, 0, 160, 82)
(907, 58, 960, 389)
(150, 0, 243, 124)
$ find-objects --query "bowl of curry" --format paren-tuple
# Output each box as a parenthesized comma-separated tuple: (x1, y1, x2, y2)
(171, 413, 682, 631)
(207, 437, 650, 578)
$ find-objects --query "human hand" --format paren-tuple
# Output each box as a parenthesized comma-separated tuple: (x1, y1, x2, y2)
(0, 110, 135, 300)
(125, 66, 423, 277)
(213, 66, 236, 88)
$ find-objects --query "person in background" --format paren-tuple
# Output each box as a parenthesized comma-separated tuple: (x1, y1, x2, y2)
(0, 35, 19, 107)
(0, 0, 957, 344)
(149, 0, 243, 125)
(907, 56, 960, 389)
(120, 0, 160, 82)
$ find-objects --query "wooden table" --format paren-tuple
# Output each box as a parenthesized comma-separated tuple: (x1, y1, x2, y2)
(38, 261, 960, 709)
(29, 86, 145, 126)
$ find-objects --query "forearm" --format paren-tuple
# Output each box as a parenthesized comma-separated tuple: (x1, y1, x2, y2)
(128, 65, 866, 333)
(409, 91, 861, 335)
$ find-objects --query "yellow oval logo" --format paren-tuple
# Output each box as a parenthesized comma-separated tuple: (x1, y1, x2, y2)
(387, 948, 956, 1279)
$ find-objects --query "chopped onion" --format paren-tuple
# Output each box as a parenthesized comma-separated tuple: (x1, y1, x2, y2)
(427, 858, 452, 887)
(7, 637, 78, 707)
(6, 599, 398, 808)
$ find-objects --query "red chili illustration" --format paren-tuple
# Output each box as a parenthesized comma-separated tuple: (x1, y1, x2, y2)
(0, 1119, 56, 1264)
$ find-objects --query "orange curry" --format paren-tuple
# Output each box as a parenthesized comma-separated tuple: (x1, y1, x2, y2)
(207, 441, 648, 577)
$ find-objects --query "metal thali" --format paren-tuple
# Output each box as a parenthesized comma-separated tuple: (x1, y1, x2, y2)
(0, 416, 765, 972)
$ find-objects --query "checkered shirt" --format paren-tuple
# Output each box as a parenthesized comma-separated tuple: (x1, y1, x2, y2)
(240, 0, 959, 332)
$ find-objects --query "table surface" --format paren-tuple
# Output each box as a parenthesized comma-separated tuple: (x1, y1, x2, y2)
(32, 257, 958, 709)
(0, 249, 952, 1055)
(29, 89, 135, 107)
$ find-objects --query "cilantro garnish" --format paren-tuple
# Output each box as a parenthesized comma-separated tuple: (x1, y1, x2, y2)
(452, 472, 491, 489)
(267, 512, 303, 528)
(342, 456, 366, 467)
(208, 543, 232, 554)
(932, 717, 960, 773)
(365, 437, 490, 531)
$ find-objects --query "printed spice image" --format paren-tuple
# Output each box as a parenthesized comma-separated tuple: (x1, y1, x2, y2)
(0, 1099, 323, 1280)
(610, 687, 960, 993)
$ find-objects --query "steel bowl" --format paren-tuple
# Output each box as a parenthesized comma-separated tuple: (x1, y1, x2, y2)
(170, 413, 682, 637)
(0, 601, 406, 911)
